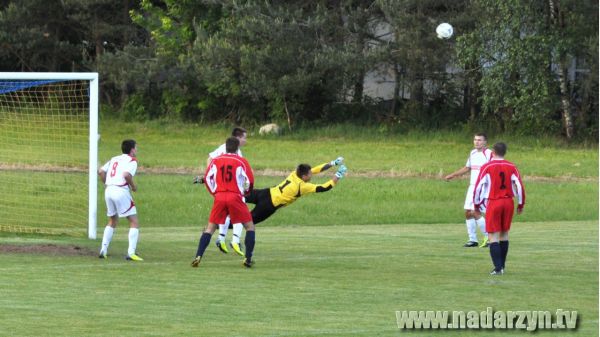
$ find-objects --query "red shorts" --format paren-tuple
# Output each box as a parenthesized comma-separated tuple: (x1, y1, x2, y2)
(485, 198, 515, 233)
(209, 192, 252, 224)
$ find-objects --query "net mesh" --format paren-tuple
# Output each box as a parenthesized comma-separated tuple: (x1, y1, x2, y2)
(0, 80, 90, 235)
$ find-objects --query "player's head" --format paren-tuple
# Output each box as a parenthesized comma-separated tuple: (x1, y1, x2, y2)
(473, 132, 487, 150)
(296, 164, 313, 182)
(231, 127, 247, 147)
(225, 136, 240, 153)
(121, 139, 137, 156)
(493, 142, 507, 157)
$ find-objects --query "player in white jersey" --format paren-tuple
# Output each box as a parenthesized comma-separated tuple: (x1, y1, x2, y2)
(98, 139, 144, 261)
(444, 133, 493, 248)
(193, 127, 247, 256)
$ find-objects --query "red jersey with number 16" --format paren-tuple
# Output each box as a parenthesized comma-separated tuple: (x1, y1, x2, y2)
(473, 159, 525, 212)
(204, 153, 254, 196)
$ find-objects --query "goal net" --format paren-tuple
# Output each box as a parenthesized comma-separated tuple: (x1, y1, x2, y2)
(0, 73, 98, 238)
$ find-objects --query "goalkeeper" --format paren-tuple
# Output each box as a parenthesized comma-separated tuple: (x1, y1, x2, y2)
(246, 157, 347, 225)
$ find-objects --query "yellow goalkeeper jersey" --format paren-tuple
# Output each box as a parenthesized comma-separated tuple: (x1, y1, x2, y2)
(269, 163, 336, 207)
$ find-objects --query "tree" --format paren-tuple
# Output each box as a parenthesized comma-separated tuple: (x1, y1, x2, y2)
(0, 0, 80, 71)
(456, 0, 598, 138)
(376, 0, 469, 127)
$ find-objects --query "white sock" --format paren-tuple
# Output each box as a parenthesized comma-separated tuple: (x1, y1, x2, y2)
(231, 223, 243, 244)
(128, 228, 139, 256)
(100, 226, 114, 255)
(466, 219, 477, 242)
(218, 224, 228, 243)
(476, 217, 487, 237)
(217, 216, 231, 243)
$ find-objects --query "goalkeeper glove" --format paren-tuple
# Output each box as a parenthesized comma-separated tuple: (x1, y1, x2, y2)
(334, 165, 347, 179)
(330, 156, 344, 166)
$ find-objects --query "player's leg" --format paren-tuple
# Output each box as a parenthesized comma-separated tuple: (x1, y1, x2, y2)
(99, 215, 118, 258)
(192, 196, 225, 267)
(125, 215, 143, 261)
(230, 223, 245, 256)
(241, 221, 256, 267)
(191, 222, 218, 267)
(227, 195, 255, 267)
(486, 201, 504, 275)
(99, 190, 119, 258)
(498, 198, 514, 271)
(244, 188, 261, 204)
(111, 190, 142, 261)
(499, 231, 509, 271)
(463, 186, 478, 247)
(249, 189, 278, 225)
(215, 216, 230, 254)
(474, 210, 488, 247)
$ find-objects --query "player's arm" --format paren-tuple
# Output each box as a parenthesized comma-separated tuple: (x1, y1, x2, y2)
(242, 157, 255, 192)
(511, 168, 525, 213)
(98, 169, 107, 184)
(444, 166, 470, 181)
(301, 164, 347, 194)
(311, 157, 344, 174)
(472, 168, 489, 211)
(98, 161, 109, 184)
(192, 156, 213, 184)
(124, 172, 137, 192)
(300, 180, 336, 195)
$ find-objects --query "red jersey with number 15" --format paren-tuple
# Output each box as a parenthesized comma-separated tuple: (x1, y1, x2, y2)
(204, 153, 254, 197)
(473, 159, 525, 212)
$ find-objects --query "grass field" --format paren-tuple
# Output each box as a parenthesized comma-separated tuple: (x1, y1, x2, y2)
(0, 120, 598, 336)
(0, 221, 597, 336)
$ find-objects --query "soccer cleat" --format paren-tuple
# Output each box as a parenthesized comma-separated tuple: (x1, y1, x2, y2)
(126, 254, 144, 261)
(489, 269, 504, 276)
(191, 256, 202, 268)
(230, 242, 245, 257)
(479, 237, 489, 248)
(463, 241, 478, 247)
(98, 252, 107, 259)
(216, 240, 229, 254)
(242, 258, 254, 268)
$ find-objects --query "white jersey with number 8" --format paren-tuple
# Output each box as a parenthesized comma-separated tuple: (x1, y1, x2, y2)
(101, 154, 138, 190)
(101, 154, 138, 217)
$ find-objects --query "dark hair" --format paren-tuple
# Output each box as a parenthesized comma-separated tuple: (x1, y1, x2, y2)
(231, 127, 247, 138)
(121, 139, 136, 154)
(225, 137, 240, 153)
(475, 132, 487, 141)
(296, 164, 311, 177)
(493, 142, 507, 156)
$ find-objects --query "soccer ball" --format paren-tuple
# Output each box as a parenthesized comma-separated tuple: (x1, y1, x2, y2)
(436, 23, 453, 39)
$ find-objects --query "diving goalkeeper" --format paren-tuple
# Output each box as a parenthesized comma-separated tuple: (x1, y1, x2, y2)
(246, 158, 347, 224)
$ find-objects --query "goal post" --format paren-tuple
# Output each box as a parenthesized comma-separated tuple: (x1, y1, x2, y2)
(0, 72, 99, 239)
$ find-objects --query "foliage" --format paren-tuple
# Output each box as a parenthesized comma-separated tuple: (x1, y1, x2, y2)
(0, 0, 597, 139)
(455, 0, 598, 137)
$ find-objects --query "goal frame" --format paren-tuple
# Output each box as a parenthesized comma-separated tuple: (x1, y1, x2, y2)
(0, 72, 99, 239)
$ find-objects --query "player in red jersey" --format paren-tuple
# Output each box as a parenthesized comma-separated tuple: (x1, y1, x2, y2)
(473, 142, 526, 275)
(191, 137, 256, 268)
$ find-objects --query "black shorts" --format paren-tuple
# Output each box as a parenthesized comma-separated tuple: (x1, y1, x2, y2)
(246, 188, 278, 225)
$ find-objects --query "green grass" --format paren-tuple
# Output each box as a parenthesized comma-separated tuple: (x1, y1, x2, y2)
(0, 171, 596, 233)
(1, 119, 597, 177)
(94, 120, 598, 178)
(0, 221, 597, 336)
(0, 172, 598, 234)
(132, 174, 598, 227)
(0, 120, 598, 336)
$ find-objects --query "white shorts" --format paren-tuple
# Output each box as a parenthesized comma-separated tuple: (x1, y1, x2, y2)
(105, 186, 137, 217)
(463, 184, 475, 210)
